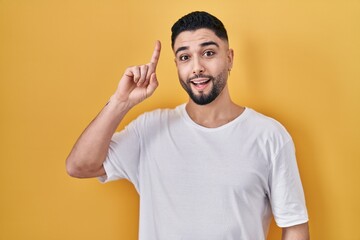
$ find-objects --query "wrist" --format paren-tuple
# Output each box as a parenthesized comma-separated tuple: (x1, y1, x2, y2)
(107, 94, 132, 113)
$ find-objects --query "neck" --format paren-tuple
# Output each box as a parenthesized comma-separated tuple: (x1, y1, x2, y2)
(185, 86, 244, 128)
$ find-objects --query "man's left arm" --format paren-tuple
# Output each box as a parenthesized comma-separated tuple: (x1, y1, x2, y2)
(282, 222, 310, 240)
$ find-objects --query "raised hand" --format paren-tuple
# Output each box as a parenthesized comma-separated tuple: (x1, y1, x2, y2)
(112, 40, 161, 108)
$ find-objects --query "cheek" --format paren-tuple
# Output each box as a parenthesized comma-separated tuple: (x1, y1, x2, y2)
(208, 62, 225, 75)
(176, 65, 190, 80)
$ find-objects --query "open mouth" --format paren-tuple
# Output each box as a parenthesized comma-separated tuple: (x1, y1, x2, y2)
(190, 78, 211, 86)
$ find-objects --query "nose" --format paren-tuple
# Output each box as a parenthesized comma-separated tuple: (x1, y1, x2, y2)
(192, 56, 205, 75)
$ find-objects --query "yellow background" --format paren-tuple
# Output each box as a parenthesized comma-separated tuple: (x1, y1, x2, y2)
(1, 0, 359, 239)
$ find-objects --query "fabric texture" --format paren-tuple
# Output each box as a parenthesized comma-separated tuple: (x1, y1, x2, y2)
(98, 104, 308, 240)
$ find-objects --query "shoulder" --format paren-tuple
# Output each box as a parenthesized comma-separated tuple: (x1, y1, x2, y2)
(246, 108, 287, 130)
(130, 105, 184, 130)
(136, 105, 182, 122)
(244, 108, 293, 143)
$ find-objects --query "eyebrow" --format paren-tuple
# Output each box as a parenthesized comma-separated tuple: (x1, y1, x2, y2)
(175, 41, 220, 55)
(200, 41, 219, 48)
(175, 46, 189, 55)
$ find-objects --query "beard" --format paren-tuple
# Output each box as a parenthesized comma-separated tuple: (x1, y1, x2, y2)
(179, 69, 228, 105)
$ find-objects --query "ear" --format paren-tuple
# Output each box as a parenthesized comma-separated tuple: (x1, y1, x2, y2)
(227, 48, 234, 70)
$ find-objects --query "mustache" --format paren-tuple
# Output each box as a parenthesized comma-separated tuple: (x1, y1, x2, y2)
(187, 74, 214, 83)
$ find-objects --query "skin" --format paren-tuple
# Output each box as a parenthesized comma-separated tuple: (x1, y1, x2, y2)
(173, 29, 243, 127)
(66, 28, 309, 239)
(66, 40, 161, 178)
(282, 223, 310, 240)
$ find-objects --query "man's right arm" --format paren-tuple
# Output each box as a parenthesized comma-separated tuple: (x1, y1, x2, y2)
(66, 41, 161, 178)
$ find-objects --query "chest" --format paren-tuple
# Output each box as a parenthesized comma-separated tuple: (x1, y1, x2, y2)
(141, 127, 270, 196)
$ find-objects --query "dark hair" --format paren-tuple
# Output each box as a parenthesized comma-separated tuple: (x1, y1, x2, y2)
(171, 11, 228, 49)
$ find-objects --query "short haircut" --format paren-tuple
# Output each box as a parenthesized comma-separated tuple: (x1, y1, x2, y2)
(171, 11, 228, 49)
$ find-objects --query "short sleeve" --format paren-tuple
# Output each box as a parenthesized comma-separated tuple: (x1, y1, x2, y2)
(268, 140, 309, 227)
(97, 120, 141, 188)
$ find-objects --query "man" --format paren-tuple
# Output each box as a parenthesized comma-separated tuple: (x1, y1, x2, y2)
(66, 11, 309, 240)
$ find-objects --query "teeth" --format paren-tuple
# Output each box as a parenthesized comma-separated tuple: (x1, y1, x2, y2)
(191, 79, 209, 84)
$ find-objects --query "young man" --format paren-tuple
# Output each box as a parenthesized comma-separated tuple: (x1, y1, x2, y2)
(66, 11, 309, 240)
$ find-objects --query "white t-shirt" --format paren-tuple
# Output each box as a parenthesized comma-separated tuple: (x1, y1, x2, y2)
(99, 105, 308, 240)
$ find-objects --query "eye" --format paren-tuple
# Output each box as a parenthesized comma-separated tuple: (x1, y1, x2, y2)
(179, 54, 190, 61)
(203, 50, 215, 57)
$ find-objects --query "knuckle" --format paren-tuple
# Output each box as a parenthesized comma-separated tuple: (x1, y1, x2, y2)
(147, 63, 155, 72)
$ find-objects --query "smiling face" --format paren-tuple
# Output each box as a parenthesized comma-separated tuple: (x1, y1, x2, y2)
(173, 28, 234, 105)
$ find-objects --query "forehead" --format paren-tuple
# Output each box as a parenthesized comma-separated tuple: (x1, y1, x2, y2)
(173, 28, 227, 51)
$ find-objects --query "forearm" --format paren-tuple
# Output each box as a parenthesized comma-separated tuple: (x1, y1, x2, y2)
(66, 41, 160, 179)
(281, 222, 309, 240)
(66, 96, 131, 178)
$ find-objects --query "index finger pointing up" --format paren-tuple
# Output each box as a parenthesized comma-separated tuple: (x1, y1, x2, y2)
(150, 40, 161, 70)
